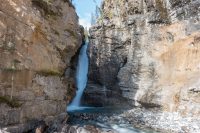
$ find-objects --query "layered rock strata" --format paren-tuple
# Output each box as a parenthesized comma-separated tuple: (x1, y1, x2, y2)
(88, 0, 200, 116)
(0, 0, 83, 132)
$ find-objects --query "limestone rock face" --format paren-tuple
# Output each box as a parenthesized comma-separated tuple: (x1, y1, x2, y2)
(88, 0, 200, 116)
(0, 0, 83, 132)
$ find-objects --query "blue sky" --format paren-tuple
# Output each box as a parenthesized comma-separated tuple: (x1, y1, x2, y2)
(72, 0, 102, 29)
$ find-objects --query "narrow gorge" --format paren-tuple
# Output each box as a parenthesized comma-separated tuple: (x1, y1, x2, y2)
(0, 0, 200, 133)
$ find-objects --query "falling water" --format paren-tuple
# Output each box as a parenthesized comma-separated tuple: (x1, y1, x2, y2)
(67, 41, 89, 111)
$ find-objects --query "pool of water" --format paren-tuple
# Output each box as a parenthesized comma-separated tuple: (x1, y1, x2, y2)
(67, 106, 158, 133)
(67, 106, 128, 113)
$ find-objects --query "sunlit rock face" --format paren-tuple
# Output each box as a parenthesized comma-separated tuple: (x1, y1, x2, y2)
(88, 0, 200, 115)
(0, 0, 83, 132)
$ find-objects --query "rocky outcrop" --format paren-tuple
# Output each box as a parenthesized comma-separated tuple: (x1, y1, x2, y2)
(88, 0, 200, 116)
(0, 0, 83, 132)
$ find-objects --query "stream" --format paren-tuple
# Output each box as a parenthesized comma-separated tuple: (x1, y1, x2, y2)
(67, 107, 158, 133)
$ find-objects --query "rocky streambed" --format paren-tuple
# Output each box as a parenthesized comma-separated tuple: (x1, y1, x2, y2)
(64, 107, 158, 133)
(60, 107, 200, 133)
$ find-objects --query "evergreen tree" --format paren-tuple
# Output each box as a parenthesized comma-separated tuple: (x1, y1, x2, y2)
(95, 6, 100, 20)
(91, 13, 96, 25)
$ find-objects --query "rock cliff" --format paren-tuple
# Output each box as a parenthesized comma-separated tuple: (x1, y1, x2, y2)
(0, 0, 83, 132)
(88, 0, 200, 117)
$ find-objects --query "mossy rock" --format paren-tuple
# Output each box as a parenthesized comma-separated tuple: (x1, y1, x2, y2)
(1, 42, 16, 52)
(1, 67, 20, 72)
(0, 96, 22, 108)
(36, 69, 62, 76)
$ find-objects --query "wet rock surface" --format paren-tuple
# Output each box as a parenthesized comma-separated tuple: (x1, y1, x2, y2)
(83, 82, 130, 107)
(57, 108, 158, 133)
(55, 107, 200, 133)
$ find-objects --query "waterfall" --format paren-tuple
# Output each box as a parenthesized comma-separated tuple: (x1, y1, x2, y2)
(67, 41, 89, 111)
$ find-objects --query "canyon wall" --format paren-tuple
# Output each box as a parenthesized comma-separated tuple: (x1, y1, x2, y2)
(88, 0, 200, 116)
(0, 0, 83, 132)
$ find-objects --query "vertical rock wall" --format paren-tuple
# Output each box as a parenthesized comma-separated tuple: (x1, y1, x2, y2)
(0, 0, 83, 132)
(88, 0, 200, 116)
